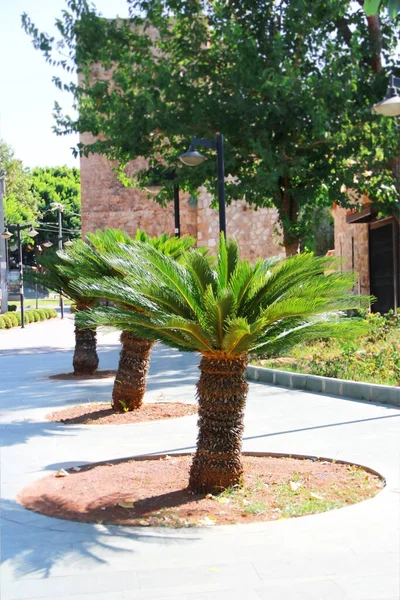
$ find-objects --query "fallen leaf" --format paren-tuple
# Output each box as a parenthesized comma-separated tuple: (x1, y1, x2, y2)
(199, 516, 216, 526)
(205, 493, 214, 500)
(289, 481, 302, 491)
(55, 469, 68, 478)
(138, 519, 150, 526)
(310, 492, 323, 500)
(217, 497, 230, 504)
(117, 500, 135, 509)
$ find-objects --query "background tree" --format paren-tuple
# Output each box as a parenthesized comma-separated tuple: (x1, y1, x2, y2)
(23, 1, 400, 254)
(30, 166, 81, 246)
(0, 140, 38, 243)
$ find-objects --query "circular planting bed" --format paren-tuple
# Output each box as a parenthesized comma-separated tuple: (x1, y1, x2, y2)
(18, 453, 384, 528)
(49, 370, 117, 381)
(47, 402, 198, 425)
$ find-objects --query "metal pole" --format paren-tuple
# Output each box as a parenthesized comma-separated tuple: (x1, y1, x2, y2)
(58, 207, 64, 319)
(393, 217, 399, 314)
(173, 181, 181, 238)
(216, 133, 226, 237)
(17, 224, 25, 329)
(0, 174, 8, 313)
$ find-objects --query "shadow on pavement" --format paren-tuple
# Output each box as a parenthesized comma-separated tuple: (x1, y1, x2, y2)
(0, 498, 199, 578)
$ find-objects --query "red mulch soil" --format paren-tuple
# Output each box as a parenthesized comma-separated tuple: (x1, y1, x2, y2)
(49, 370, 117, 380)
(47, 402, 198, 425)
(18, 454, 384, 528)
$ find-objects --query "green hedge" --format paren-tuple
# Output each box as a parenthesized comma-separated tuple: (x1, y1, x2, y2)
(0, 308, 58, 329)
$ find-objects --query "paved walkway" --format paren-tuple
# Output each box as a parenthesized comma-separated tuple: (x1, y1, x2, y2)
(0, 314, 399, 600)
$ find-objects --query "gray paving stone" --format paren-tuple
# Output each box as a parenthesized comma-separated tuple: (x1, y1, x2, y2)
(256, 579, 346, 599)
(1, 316, 400, 600)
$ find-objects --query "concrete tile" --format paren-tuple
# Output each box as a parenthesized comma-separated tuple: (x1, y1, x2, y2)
(256, 579, 346, 599)
(4, 570, 139, 599)
(332, 574, 400, 599)
(136, 561, 260, 590)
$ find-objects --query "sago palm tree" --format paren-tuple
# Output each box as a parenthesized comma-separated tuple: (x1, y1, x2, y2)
(26, 250, 99, 375)
(58, 228, 196, 411)
(73, 236, 370, 494)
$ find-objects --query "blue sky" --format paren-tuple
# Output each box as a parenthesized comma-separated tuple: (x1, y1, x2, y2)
(0, 0, 130, 169)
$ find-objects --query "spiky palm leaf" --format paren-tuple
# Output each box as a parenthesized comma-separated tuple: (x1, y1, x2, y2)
(58, 228, 197, 411)
(73, 235, 371, 493)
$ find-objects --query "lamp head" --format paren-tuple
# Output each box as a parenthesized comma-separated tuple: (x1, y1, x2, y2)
(179, 145, 207, 167)
(1, 228, 12, 240)
(64, 239, 74, 247)
(143, 180, 165, 194)
(373, 85, 400, 117)
(27, 227, 38, 237)
(42, 240, 53, 248)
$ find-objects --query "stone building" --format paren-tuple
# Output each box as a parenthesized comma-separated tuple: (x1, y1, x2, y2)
(333, 199, 399, 314)
(80, 132, 285, 261)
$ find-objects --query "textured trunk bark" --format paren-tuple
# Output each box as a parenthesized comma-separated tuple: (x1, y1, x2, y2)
(281, 186, 300, 256)
(189, 354, 249, 494)
(73, 325, 99, 376)
(112, 331, 153, 412)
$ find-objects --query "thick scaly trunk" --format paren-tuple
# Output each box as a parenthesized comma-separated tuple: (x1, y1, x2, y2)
(112, 331, 153, 412)
(189, 354, 249, 494)
(73, 324, 99, 375)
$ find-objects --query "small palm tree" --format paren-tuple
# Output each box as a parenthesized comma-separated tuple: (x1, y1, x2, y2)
(27, 251, 99, 376)
(74, 236, 370, 493)
(59, 228, 196, 410)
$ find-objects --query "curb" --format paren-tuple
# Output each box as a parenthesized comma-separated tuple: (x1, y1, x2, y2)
(246, 365, 400, 408)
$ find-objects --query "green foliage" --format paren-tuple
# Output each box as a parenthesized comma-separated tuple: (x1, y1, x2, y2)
(37, 309, 48, 320)
(22, 1, 400, 250)
(0, 140, 38, 242)
(73, 235, 371, 357)
(4, 312, 18, 327)
(14, 312, 22, 326)
(365, 0, 400, 18)
(7, 304, 17, 312)
(0, 316, 6, 329)
(30, 166, 81, 246)
(257, 310, 400, 386)
(2, 315, 14, 328)
(30, 310, 41, 322)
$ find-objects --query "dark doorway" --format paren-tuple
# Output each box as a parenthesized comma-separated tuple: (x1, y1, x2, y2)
(369, 223, 397, 314)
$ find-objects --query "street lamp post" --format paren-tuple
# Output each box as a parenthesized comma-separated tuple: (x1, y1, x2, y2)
(1, 224, 38, 328)
(373, 74, 400, 117)
(50, 203, 65, 318)
(372, 73, 400, 314)
(144, 175, 181, 237)
(179, 133, 226, 237)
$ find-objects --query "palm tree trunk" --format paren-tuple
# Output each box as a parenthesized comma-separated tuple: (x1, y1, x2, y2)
(189, 354, 249, 494)
(112, 331, 153, 412)
(73, 324, 99, 376)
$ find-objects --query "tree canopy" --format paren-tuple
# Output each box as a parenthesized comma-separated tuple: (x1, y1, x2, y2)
(30, 166, 81, 246)
(0, 140, 38, 242)
(23, 0, 400, 253)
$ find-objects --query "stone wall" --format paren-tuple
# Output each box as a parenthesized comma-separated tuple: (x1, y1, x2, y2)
(332, 205, 370, 295)
(80, 140, 284, 261)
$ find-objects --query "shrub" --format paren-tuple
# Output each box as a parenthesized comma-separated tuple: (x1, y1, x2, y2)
(24, 311, 33, 324)
(7, 304, 17, 312)
(4, 313, 18, 327)
(41, 308, 51, 318)
(36, 309, 46, 320)
(0, 317, 5, 329)
(14, 313, 22, 326)
(48, 308, 57, 318)
(2, 315, 13, 329)
(31, 310, 42, 322)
